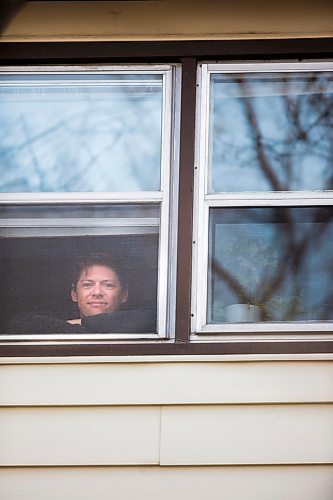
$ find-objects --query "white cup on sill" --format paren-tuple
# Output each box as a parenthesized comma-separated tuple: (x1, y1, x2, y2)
(225, 304, 261, 323)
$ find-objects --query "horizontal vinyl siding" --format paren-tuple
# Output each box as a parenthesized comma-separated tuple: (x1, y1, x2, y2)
(1, 465, 333, 500)
(160, 404, 333, 465)
(1, 361, 333, 406)
(2, 1, 333, 41)
(0, 406, 160, 466)
(1, 357, 332, 499)
(1, 403, 332, 466)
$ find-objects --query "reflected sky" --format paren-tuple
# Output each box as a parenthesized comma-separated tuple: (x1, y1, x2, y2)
(0, 73, 163, 192)
(209, 72, 333, 192)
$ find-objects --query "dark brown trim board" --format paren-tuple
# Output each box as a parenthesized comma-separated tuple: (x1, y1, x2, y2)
(0, 39, 332, 356)
(0, 38, 332, 64)
(1, 340, 333, 357)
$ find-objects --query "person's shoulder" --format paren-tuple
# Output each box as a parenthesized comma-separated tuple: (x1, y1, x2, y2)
(82, 309, 156, 333)
(6, 312, 86, 334)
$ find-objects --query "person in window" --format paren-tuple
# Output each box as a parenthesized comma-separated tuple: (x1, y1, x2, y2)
(67, 254, 129, 325)
(6, 254, 156, 334)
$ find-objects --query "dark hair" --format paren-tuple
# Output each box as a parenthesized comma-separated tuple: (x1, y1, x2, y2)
(71, 254, 128, 291)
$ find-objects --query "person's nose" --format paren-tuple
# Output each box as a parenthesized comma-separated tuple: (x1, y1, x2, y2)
(91, 283, 104, 296)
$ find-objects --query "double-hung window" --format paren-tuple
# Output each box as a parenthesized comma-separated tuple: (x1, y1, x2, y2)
(193, 61, 333, 338)
(0, 46, 332, 352)
(0, 64, 179, 340)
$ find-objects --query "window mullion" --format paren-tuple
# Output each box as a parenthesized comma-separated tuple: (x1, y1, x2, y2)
(174, 58, 197, 343)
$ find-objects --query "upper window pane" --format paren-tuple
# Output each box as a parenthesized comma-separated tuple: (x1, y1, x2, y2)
(209, 71, 333, 193)
(0, 71, 163, 192)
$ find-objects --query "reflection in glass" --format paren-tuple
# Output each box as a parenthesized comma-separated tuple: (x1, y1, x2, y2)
(209, 72, 333, 192)
(208, 207, 333, 323)
(0, 203, 160, 237)
(0, 203, 159, 219)
(0, 73, 163, 192)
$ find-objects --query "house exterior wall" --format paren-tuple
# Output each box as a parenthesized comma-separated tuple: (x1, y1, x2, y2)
(1, 356, 333, 499)
(1, 2, 333, 499)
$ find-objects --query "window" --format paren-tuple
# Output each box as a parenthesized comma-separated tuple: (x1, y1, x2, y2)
(0, 39, 332, 355)
(193, 62, 333, 336)
(0, 65, 179, 340)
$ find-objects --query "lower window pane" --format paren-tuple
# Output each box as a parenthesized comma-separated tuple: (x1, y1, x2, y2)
(208, 207, 333, 323)
(0, 204, 159, 335)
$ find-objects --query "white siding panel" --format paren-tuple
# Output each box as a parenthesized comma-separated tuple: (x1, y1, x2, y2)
(160, 404, 333, 465)
(1, 465, 333, 500)
(0, 406, 160, 465)
(1, 361, 333, 406)
(3, 1, 333, 41)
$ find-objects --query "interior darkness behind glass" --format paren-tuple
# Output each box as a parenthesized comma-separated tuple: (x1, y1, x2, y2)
(0, 234, 158, 333)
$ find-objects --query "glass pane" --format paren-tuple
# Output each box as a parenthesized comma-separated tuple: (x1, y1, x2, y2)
(0, 203, 159, 237)
(0, 204, 159, 219)
(208, 207, 333, 323)
(209, 71, 333, 192)
(0, 205, 159, 334)
(0, 73, 163, 192)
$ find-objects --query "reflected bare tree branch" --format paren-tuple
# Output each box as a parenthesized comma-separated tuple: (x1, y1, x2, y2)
(211, 73, 333, 321)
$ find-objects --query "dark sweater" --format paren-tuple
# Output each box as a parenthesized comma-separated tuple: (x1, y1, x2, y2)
(6, 309, 156, 334)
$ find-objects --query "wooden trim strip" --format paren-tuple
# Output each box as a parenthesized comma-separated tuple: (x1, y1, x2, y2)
(1, 340, 333, 357)
(0, 39, 332, 64)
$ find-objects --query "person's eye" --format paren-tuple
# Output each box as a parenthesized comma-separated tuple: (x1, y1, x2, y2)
(104, 282, 115, 289)
(82, 282, 93, 289)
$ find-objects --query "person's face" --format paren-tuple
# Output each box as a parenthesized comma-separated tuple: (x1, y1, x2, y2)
(71, 264, 128, 317)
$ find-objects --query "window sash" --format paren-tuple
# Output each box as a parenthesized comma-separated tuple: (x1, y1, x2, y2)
(192, 61, 333, 336)
(0, 64, 174, 198)
(0, 64, 180, 340)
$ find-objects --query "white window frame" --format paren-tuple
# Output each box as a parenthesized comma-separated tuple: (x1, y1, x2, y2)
(192, 61, 333, 340)
(0, 64, 181, 341)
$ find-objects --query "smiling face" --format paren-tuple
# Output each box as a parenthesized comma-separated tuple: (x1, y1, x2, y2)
(71, 264, 128, 317)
